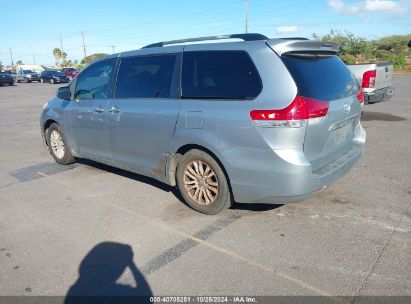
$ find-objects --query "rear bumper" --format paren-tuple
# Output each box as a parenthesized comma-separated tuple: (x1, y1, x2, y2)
(229, 126, 366, 204)
(365, 86, 394, 104)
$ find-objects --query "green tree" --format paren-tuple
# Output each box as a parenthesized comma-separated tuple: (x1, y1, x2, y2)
(62, 52, 68, 65)
(16, 60, 23, 65)
(81, 53, 108, 64)
(373, 34, 411, 52)
(321, 29, 372, 62)
(0, 61, 3, 69)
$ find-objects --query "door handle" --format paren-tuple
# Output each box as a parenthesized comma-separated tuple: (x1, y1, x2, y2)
(94, 106, 105, 113)
(108, 106, 120, 113)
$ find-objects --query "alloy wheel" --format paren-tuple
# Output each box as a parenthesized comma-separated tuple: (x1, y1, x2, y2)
(183, 160, 219, 205)
(50, 130, 65, 159)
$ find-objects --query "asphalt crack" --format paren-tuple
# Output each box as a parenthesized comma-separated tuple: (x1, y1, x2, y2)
(351, 202, 411, 303)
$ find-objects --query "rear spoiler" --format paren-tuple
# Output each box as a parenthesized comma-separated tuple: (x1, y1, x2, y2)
(267, 39, 340, 56)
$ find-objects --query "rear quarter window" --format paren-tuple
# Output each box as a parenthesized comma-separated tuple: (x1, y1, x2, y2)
(182, 50, 262, 99)
(282, 54, 359, 101)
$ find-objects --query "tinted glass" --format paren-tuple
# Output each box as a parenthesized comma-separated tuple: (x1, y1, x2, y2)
(74, 59, 115, 100)
(282, 54, 359, 101)
(182, 51, 262, 99)
(115, 55, 176, 99)
(50, 71, 66, 76)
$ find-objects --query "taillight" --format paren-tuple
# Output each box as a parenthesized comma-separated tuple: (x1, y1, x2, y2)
(362, 70, 376, 88)
(357, 89, 364, 104)
(250, 96, 329, 128)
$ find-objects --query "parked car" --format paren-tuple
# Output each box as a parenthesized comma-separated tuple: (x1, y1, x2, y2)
(16, 70, 40, 83)
(348, 63, 394, 104)
(40, 34, 366, 214)
(2, 70, 17, 81)
(62, 67, 79, 79)
(40, 70, 70, 84)
(0, 71, 15, 86)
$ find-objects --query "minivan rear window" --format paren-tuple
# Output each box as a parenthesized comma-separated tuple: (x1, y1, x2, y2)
(182, 51, 262, 99)
(282, 53, 359, 101)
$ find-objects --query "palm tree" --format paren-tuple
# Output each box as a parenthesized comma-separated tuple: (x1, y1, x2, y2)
(62, 52, 68, 66)
(52, 48, 62, 66)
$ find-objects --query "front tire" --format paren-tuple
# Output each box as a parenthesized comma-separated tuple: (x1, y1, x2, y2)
(40, 78, 44, 83)
(176, 149, 232, 214)
(46, 123, 75, 165)
(50, 78, 55, 84)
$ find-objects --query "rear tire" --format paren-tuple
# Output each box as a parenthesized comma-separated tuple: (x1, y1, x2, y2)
(46, 123, 75, 165)
(176, 149, 232, 214)
(50, 78, 55, 84)
(9, 82, 14, 86)
(40, 78, 44, 83)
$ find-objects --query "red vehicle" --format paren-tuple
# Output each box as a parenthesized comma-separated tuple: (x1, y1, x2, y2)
(62, 67, 79, 79)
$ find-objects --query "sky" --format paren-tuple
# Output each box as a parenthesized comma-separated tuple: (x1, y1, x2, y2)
(0, 0, 410, 66)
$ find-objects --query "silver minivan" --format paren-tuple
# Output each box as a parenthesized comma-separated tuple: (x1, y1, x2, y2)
(40, 34, 366, 214)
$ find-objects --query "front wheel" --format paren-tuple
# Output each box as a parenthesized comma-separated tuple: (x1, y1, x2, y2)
(176, 149, 232, 214)
(40, 78, 44, 83)
(46, 123, 75, 165)
(50, 78, 55, 84)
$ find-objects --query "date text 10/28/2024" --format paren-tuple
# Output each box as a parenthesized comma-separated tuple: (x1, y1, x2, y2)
(150, 296, 257, 303)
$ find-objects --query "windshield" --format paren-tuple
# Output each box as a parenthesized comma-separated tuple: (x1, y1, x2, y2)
(23, 70, 34, 74)
(282, 53, 359, 101)
(51, 71, 66, 76)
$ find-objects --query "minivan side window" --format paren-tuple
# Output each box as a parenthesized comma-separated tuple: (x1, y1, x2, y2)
(115, 55, 176, 99)
(182, 51, 262, 99)
(74, 59, 116, 100)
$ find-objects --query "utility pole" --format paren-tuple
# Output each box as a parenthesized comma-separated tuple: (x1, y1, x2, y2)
(109, 45, 116, 54)
(9, 48, 14, 66)
(60, 33, 64, 53)
(244, 0, 248, 34)
(32, 53, 36, 65)
(81, 32, 87, 59)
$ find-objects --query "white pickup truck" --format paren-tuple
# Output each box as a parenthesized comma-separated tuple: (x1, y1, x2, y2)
(348, 62, 395, 104)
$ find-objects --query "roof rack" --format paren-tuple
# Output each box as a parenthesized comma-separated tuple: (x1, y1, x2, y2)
(142, 33, 269, 48)
(278, 37, 309, 40)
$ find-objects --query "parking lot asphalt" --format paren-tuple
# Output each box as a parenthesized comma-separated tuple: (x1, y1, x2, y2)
(0, 77, 410, 300)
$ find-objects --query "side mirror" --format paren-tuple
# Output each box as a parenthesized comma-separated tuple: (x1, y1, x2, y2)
(57, 86, 71, 100)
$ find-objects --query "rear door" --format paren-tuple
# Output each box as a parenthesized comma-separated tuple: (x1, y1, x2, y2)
(107, 51, 182, 176)
(281, 53, 362, 171)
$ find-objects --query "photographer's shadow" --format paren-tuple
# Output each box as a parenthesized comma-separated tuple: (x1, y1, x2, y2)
(65, 242, 152, 304)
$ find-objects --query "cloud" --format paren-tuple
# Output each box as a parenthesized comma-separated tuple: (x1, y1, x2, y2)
(276, 25, 299, 34)
(328, 0, 406, 15)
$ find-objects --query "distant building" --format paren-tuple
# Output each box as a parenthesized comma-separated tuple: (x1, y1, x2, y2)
(15, 64, 45, 73)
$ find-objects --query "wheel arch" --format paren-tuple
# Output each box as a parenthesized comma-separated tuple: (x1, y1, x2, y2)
(169, 144, 233, 200)
(42, 119, 59, 147)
